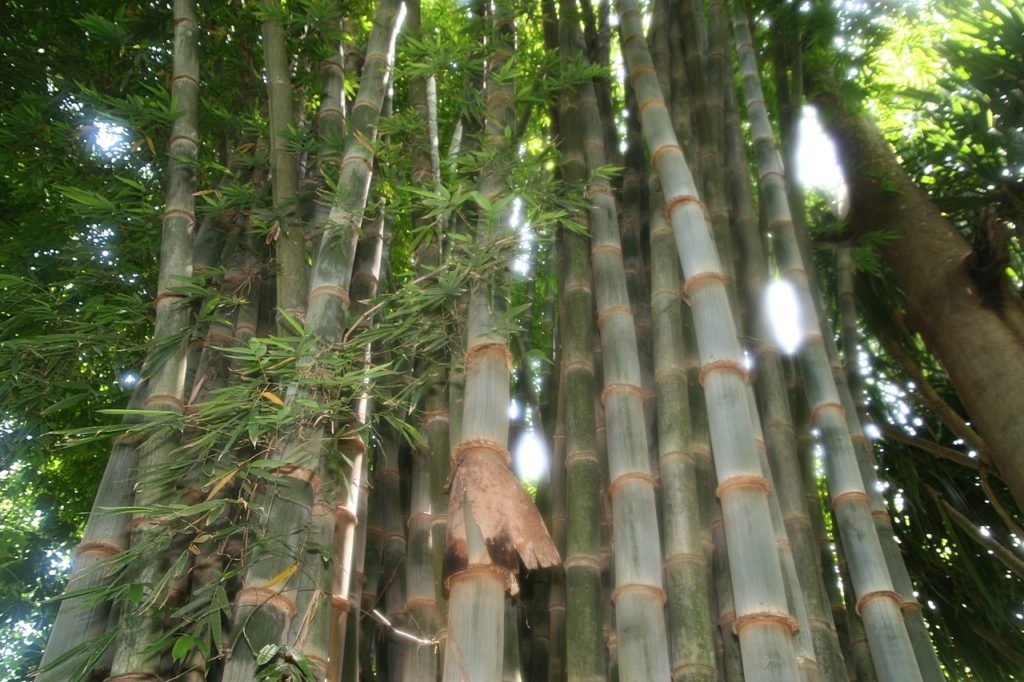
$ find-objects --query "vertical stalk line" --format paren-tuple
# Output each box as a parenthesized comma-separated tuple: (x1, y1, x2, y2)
(618, 1, 801, 679)
(724, 77, 846, 680)
(36, 391, 146, 680)
(648, 178, 718, 681)
(555, 7, 604, 679)
(831, 249, 945, 681)
(575, 35, 673, 682)
(442, 4, 558, 680)
(262, 0, 307, 326)
(378, 424, 409, 681)
(547, 367, 567, 682)
(221, 1, 401, 677)
(329, 205, 389, 681)
(730, 8, 922, 680)
(101, 1, 198, 677)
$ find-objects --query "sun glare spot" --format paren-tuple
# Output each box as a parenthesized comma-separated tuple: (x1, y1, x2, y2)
(119, 371, 139, 389)
(92, 119, 129, 158)
(514, 429, 548, 482)
(795, 106, 848, 216)
(765, 279, 803, 355)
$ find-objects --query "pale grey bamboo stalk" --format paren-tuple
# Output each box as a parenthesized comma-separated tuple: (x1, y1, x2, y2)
(724, 75, 846, 680)
(617, 2, 800, 678)
(831, 247, 944, 680)
(442, 5, 558, 680)
(731, 9, 922, 680)
(576, 57, 673, 682)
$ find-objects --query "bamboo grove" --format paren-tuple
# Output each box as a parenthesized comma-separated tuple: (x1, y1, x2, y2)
(5, 0, 1024, 679)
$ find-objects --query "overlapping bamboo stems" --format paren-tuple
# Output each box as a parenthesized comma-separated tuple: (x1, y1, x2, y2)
(723, 77, 846, 680)
(262, 0, 308, 325)
(646, 177, 718, 681)
(221, 1, 401, 677)
(574, 44, 673, 682)
(829, 249, 944, 680)
(617, 1, 803, 678)
(327, 204, 390, 681)
(546, 367, 567, 682)
(730, 8, 922, 680)
(553, 9, 604, 679)
(36, 390, 146, 680)
(99, 1, 198, 675)
(377, 422, 409, 681)
(442, 3, 557, 679)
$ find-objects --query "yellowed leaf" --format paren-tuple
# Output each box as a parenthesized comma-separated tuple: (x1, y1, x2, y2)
(265, 563, 298, 588)
(261, 391, 284, 406)
(205, 468, 237, 501)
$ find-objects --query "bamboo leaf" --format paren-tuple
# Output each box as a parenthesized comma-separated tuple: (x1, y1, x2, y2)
(264, 563, 298, 588)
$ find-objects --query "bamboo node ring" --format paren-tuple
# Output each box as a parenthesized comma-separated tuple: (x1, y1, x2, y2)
(405, 596, 436, 610)
(75, 540, 123, 558)
(637, 97, 667, 119)
(716, 474, 772, 498)
(830, 490, 871, 510)
(698, 360, 748, 386)
(608, 470, 657, 496)
(464, 342, 514, 372)
(600, 382, 646, 405)
(276, 465, 321, 492)
(332, 594, 352, 611)
(444, 563, 511, 593)
(855, 589, 903, 617)
(682, 271, 727, 297)
(565, 449, 600, 465)
(610, 583, 667, 605)
(900, 599, 924, 612)
(142, 393, 185, 411)
(564, 555, 602, 571)
(309, 283, 351, 309)
(733, 611, 800, 635)
(237, 586, 298, 619)
(591, 242, 623, 258)
(810, 401, 845, 423)
(662, 193, 704, 221)
(597, 305, 634, 328)
(870, 509, 891, 521)
(452, 438, 511, 466)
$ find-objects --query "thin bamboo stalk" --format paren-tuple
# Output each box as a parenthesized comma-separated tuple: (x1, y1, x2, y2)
(575, 49, 673, 682)
(104, 1, 198, 675)
(731, 9, 922, 679)
(262, 0, 307, 326)
(617, 2, 800, 678)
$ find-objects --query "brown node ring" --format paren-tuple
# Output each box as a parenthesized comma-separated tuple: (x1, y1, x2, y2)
(716, 474, 772, 498)
(855, 589, 904, 617)
(464, 342, 514, 372)
(452, 438, 511, 467)
(610, 583, 667, 606)
(698, 360, 748, 387)
(733, 611, 800, 635)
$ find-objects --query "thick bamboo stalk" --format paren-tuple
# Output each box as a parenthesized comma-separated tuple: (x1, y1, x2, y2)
(221, 3, 401, 678)
(555, 10, 605, 680)
(724, 77, 846, 680)
(648, 179, 718, 682)
(731, 9, 922, 680)
(442, 4, 558, 680)
(102, 1, 198, 676)
(379, 427, 408, 682)
(36, 391, 145, 681)
(575, 53, 673, 682)
(617, 2, 800, 678)
(262, 0, 307, 325)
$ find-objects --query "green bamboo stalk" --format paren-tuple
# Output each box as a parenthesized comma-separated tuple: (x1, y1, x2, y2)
(261, 0, 307, 326)
(441, 5, 558, 679)
(221, 2, 401, 677)
(103, 1, 198, 676)
(617, 2, 800, 678)
(575, 45, 673, 682)
(36, 390, 146, 681)
(724, 75, 846, 680)
(379, 425, 409, 682)
(547, 364, 567, 682)
(648, 178, 718, 682)
(731, 9, 922, 680)
(555, 10, 604, 680)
